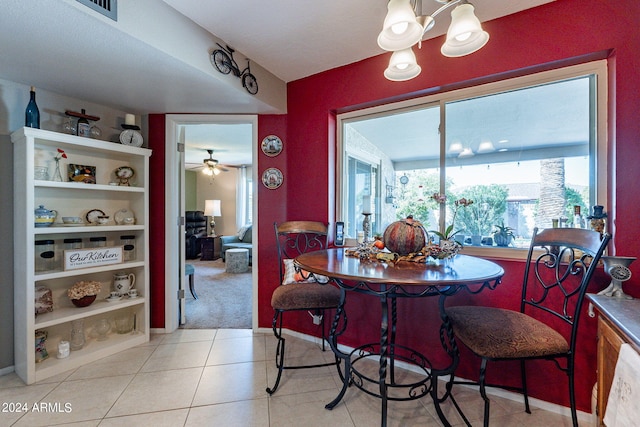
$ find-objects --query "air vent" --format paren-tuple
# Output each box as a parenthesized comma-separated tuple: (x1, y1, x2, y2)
(76, 0, 117, 21)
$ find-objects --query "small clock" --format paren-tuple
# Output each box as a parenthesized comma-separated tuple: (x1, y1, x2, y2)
(119, 129, 143, 147)
(115, 166, 135, 186)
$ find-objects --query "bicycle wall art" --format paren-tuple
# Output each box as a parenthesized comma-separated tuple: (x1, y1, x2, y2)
(210, 43, 258, 95)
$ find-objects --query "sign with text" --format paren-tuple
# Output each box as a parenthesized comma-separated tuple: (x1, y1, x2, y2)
(64, 246, 123, 270)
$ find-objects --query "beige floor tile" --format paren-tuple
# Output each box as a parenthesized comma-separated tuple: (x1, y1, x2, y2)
(100, 408, 189, 426)
(0, 382, 59, 426)
(66, 346, 156, 380)
(266, 356, 341, 396)
(269, 388, 355, 427)
(107, 368, 202, 417)
(141, 340, 213, 372)
(342, 390, 441, 427)
(14, 374, 134, 426)
(206, 336, 267, 365)
(186, 399, 270, 427)
(162, 328, 217, 344)
(215, 328, 262, 340)
(0, 372, 29, 389)
(192, 362, 267, 406)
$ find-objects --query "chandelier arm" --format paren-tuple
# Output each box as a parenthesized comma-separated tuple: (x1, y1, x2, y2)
(424, 0, 463, 23)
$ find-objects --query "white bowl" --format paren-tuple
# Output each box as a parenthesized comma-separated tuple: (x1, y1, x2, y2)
(62, 216, 83, 224)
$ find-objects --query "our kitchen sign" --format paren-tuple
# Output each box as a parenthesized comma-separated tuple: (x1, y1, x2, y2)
(64, 246, 123, 270)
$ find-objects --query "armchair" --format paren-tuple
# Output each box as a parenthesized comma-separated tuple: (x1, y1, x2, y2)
(185, 211, 207, 259)
(221, 224, 253, 262)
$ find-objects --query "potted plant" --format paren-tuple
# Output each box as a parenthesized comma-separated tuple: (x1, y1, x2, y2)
(493, 222, 514, 247)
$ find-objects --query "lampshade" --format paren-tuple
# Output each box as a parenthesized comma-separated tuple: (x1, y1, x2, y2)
(204, 199, 221, 217)
(384, 48, 422, 81)
(377, 0, 424, 51)
(441, 3, 489, 57)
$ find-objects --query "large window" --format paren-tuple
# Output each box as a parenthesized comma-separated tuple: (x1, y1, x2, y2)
(338, 61, 607, 255)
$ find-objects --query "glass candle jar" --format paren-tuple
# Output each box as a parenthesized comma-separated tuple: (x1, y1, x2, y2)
(35, 239, 55, 272)
(64, 238, 82, 251)
(120, 235, 136, 261)
(88, 236, 106, 248)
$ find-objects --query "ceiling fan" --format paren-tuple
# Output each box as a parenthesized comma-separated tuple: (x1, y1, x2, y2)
(202, 149, 229, 175)
(186, 149, 231, 176)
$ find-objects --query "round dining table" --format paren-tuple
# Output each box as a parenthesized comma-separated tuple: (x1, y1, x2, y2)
(295, 248, 504, 427)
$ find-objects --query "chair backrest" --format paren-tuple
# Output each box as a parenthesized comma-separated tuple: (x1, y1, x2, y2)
(274, 221, 327, 283)
(522, 227, 611, 348)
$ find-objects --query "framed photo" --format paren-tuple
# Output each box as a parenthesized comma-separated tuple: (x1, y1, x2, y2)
(68, 164, 96, 184)
(261, 135, 283, 157)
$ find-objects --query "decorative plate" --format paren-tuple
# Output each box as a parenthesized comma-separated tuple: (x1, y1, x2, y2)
(261, 167, 283, 189)
(86, 208, 106, 224)
(261, 135, 283, 157)
(114, 208, 134, 225)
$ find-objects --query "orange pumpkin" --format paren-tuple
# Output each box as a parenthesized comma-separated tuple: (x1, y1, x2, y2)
(383, 216, 428, 255)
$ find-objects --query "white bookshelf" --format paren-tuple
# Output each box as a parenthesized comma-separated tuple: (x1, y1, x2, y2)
(12, 127, 151, 384)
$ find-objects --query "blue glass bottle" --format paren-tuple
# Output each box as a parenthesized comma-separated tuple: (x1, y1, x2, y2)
(25, 86, 40, 128)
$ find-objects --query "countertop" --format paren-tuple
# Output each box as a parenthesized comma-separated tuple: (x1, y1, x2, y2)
(588, 294, 640, 352)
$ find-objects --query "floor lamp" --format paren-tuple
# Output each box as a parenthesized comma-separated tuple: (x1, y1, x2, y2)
(204, 199, 221, 236)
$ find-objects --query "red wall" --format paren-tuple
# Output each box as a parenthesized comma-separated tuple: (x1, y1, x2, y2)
(148, 0, 640, 414)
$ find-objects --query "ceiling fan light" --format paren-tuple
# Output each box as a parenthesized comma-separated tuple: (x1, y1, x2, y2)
(377, 0, 424, 51)
(203, 167, 213, 176)
(213, 167, 221, 176)
(384, 48, 421, 81)
(441, 3, 489, 57)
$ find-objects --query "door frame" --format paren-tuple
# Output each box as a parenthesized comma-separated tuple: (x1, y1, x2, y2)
(164, 114, 258, 333)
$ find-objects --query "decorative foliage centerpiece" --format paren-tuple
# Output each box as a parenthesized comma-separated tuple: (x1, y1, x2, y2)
(67, 280, 101, 307)
(426, 193, 474, 259)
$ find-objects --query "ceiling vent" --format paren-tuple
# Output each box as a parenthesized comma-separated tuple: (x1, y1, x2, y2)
(76, 0, 117, 21)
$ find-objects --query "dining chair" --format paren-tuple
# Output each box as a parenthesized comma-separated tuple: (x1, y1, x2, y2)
(445, 227, 611, 427)
(266, 221, 344, 395)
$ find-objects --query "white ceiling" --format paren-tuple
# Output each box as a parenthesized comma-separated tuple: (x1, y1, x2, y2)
(0, 0, 554, 166)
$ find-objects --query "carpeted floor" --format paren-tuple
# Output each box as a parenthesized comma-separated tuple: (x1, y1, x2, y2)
(182, 258, 252, 329)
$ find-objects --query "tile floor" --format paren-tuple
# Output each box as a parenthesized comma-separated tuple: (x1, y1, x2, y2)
(0, 329, 580, 426)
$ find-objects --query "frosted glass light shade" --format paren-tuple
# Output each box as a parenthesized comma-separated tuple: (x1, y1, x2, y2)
(384, 48, 421, 81)
(377, 0, 423, 51)
(441, 3, 489, 57)
(204, 199, 221, 217)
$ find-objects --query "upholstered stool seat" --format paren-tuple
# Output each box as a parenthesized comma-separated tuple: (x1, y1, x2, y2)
(185, 263, 197, 299)
(271, 282, 341, 311)
(446, 306, 568, 360)
(226, 248, 249, 273)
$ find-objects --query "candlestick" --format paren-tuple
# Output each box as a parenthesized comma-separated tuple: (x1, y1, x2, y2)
(362, 213, 372, 243)
(362, 195, 371, 214)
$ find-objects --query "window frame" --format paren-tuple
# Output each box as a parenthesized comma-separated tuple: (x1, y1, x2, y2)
(336, 60, 608, 259)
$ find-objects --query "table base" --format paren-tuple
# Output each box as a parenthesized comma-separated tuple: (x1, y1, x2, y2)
(350, 343, 433, 401)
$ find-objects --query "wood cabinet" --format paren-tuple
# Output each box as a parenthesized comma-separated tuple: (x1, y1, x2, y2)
(201, 236, 222, 260)
(588, 294, 640, 426)
(12, 127, 151, 384)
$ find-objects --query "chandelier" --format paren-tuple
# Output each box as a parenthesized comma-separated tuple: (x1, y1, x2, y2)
(378, 0, 489, 81)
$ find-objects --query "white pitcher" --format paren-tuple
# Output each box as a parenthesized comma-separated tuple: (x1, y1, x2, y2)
(113, 272, 135, 296)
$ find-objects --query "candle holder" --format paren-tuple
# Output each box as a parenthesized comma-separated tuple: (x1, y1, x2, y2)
(362, 213, 372, 243)
(598, 256, 636, 299)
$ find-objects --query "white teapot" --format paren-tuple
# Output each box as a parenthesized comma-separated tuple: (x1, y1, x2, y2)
(113, 272, 135, 296)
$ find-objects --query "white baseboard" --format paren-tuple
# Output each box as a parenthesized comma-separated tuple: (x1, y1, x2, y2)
(0, 365, 15, 377)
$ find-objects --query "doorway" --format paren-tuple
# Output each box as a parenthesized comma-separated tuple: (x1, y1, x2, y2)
(164, 114, 258, 333)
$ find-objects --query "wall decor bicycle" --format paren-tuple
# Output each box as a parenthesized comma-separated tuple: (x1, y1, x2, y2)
(210, 43, 259, 95)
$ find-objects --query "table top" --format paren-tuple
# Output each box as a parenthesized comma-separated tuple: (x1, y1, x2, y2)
(295, 249, 504, 287)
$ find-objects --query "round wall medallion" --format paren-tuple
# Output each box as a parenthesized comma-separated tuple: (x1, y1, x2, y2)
(262, 167, 283, 189)
(261, 135, 283, 157)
